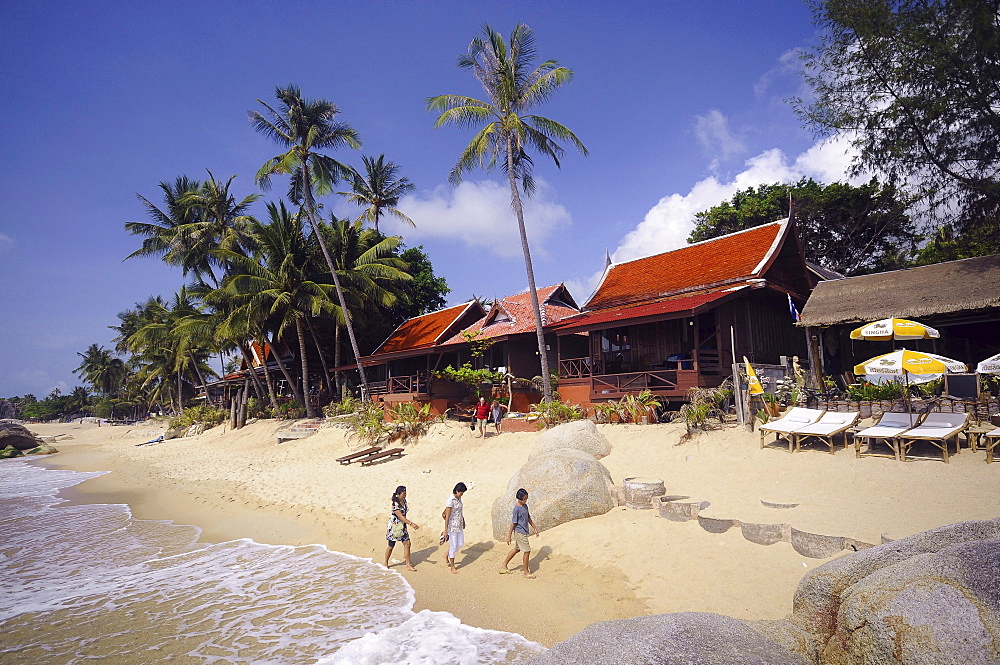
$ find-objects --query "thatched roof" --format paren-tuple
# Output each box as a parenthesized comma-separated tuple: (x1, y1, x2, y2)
(800, 254, 1000, 327)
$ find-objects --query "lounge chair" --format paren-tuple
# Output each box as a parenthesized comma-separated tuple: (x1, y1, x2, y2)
(896, 412, 969, 463)
(791, 411, 860, 454)
(336, 446, 382, 465)
(980, 427, 1000, 463)
(853, 411, 920, 460)
(759, 408, 826, 452)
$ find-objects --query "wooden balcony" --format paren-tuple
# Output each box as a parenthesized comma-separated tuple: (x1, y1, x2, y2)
(369, 374, 430, 396)
(588, 369, 699, 399)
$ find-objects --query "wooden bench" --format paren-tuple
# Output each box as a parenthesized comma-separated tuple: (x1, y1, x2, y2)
(336, 446, 381, 465)
(359, 447, 405, 466)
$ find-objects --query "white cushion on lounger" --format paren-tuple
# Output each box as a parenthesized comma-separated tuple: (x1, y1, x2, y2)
(759, 407, 825, 434)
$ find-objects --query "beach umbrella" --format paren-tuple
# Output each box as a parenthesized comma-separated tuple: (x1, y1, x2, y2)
(976, 352, 1000, 375)
(855, 348, 967, 416)
(853, 349, 967, 385)
(849, 318, 940, 341)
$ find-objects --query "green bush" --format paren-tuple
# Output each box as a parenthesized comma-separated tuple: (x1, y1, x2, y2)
(433, 363, 504, 397)
(678, 386, 726, 433)
(273, 401, 306, 420)
(324, 395, 364, 417)
(387, 401, 439, 443)
(347, 402, 390, 445)
(532, 400, 584, 427)
(169, 405, 227, 430)
(846, 381, 905, 401)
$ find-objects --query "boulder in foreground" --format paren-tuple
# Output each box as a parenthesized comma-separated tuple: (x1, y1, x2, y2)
(0, 422, 42, 451)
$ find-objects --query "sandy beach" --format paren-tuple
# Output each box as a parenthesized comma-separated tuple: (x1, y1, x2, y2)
(27, 417, 1000, 647)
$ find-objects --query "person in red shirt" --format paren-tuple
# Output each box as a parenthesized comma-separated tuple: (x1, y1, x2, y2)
(474, 396, 491, 438)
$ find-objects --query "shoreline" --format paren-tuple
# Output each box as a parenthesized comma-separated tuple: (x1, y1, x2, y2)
(24, 417, 1000, 647)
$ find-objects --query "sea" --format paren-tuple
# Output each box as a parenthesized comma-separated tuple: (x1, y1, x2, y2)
(0, 460, 545, 664)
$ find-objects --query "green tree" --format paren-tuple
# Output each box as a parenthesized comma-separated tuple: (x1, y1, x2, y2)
(428, 23, 588, 402)
(74, 344, 128, 397)
(250, 84, 372, 399)
(341, 154, 416, 233)
(125, 176, 204, 276)
(689, 178, 918, 275)
(796, 0, 1000, 257)
(398, 245, 450, 318)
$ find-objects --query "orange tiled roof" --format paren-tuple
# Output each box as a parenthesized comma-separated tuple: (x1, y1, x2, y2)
(440, 284, 579, 345)
(552, 286, 748, 332)
(586, 221, 786, 310)
(373, 303, 479, 355)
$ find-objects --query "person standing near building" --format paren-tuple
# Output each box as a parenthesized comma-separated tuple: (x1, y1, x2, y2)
(499, 488, 540, 578)
(490, 399, 508, 435)
(440, 482, 468, 574)
(474, 396, 490, 437)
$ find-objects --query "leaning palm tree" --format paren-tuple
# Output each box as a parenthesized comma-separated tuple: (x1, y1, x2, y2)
(74, 344, 127, 397)
(340, 154, 416, 233)
(249, 85, 372, 399)
(428, 23, 588, 402)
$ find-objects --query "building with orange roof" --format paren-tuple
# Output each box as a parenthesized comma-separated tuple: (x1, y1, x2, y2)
(551, 218, 816, 405)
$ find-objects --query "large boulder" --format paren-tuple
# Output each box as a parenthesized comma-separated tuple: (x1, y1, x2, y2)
(528, 420, 612, 460)
(526, 613, 808, 665)
(25, 443, 59, 455)
(778, 518, 1000, 664)
(0, 422, 41, 450)
(0, 446, 23, 459)
(491, 448, 615, 540)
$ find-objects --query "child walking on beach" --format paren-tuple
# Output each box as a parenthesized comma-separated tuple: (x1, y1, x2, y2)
(440, 482, 468, 574)
(384, 485, 420, 571)
(500, 488, 540, 578)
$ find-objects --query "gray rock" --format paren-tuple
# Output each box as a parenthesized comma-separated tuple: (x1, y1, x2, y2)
(526, 613, 808, 665)
(0, 445, 23, 459)
(788, 519, 1000, 664)
(528, 420, 612, 460)
(0, 422, 42, 450)
(25, 443, 59, 455)
(491, 448, 615, 540)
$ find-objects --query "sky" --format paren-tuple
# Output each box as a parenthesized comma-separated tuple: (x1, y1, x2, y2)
(0, 0, 861, 398)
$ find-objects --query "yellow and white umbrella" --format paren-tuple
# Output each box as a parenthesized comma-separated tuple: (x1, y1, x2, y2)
(850, 318, 940, 341)
(977, 352, 1000, 375)
(854, 349, 967, 385)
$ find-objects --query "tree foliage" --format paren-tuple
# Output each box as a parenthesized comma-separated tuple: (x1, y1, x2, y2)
(796, 0, 1000, 257)
(689, 178, 919, 275)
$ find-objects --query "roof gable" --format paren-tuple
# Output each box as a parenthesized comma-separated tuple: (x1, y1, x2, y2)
(440, 284, 580, 345)
(371, 301, 486, 356)
(586, 221, 788, 310)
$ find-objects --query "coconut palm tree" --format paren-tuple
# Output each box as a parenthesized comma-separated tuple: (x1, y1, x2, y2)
(341, 154, 416, 233)
(215, 201, 338, 418)
(249, 85, 372, 399)
(125, 176, 205, 278)
(73, 344, 127, 397)
(427, 23, 588, 402)
(318, 214, 412, 393)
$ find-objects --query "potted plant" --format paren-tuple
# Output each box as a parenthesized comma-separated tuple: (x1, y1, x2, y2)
(762, 392, 781, 417)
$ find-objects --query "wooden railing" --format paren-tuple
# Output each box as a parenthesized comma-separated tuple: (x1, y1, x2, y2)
(591, 370, 682, 395)
(368, 374, 430, 396)
(560, 357, 596, 378)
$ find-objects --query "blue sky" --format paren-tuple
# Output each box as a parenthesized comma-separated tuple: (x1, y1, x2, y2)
(0, 1, 859, 398)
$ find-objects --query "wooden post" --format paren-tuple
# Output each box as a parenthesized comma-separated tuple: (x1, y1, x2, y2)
(805, 326, 823, 389)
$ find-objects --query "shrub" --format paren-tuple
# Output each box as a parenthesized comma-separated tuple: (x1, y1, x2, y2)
(347, 402, 390, 445)
(273, 401, 306, 420)
(846, 381, 905, 401)
(324, 395, 364, 417)
(678, 387, 725, 433)
(387, 401, 439, 443)
(532, 400, 583, 427)
(592, 401, 621, 424)
(433, 363, 504, 397)
(169, 405, 227, 430)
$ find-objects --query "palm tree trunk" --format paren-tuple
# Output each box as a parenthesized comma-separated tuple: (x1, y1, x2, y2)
(188, 351, 209, 400)
(238, 344, 269, 404)
(269, 332, 303, 404)
(256, 336, 278, 408)
(305, 317, 334, 401)
(295, 316, 317, 418)
(334, 324, 342, 397)
(506, 137, 554, 403)
(176, 368, 184, 414)
(301, 166, 370, 399)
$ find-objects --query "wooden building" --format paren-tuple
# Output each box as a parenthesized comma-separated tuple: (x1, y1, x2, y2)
(799, 254, 1000, 382)
(551, 219, 816, 405)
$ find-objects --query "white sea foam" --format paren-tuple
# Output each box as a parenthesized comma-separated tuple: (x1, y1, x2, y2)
(0, 459, 546, 664)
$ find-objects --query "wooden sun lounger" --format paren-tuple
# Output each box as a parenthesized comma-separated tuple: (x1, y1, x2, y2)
(980, 427, 1000, 463)
(759, 408, 825, 452)
(853, 412, 920, 460)
(359, 447, 405, 466)
(336, 446, 382, 465)
(791, 411, 860, 454)
(896, 412, 969, 463)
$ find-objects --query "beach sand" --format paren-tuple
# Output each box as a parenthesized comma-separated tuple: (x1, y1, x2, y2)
(27, 417, 1000, 647)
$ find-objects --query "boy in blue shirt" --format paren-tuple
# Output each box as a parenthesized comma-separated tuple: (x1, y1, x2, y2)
(499, 488, 540, 578)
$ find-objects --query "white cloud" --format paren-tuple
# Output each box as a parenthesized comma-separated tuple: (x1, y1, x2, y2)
(612, 137, 863, 264)
(392, 179, 572, 258)
(694, 109, 746, 168)
(0, 233, 12, 251)
(754, 49, 801, 98)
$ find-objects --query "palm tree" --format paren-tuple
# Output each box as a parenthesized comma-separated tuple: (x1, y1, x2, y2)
(125, 176, 205, 278)
(249, 85, 372, 399)
(427, 24, 588, 402)
(341, 154, 416, 233)
(73, 344, 127, 397)
(215, 201, 338, 418)
(318, 214, 412, 393)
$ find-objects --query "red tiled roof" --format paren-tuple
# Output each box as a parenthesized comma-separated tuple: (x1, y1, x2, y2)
(440, 285, 579, 345)
(553, 286, 748, 332)
(586, 221, 785, 310)
(373, 303, 479, 355)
